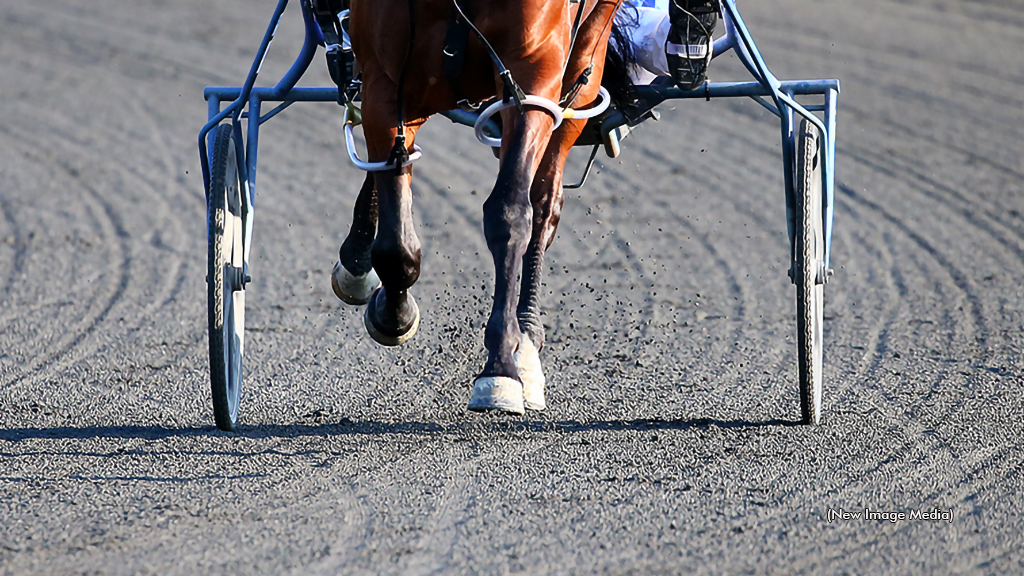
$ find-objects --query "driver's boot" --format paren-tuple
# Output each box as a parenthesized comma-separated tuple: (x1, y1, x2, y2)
(666, 0, 720, 91)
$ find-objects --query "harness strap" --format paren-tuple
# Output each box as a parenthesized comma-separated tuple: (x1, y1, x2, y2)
(443, 2, 473, 106)
(389, 0, 418, 167)
(560, 64, 593, 108)
(450, 0, 526, 112)
(566, 0, 588, 69)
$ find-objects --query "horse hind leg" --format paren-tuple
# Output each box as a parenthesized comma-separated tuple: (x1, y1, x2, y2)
(332, 172, 382, 305)
(468, 108, 555, 415)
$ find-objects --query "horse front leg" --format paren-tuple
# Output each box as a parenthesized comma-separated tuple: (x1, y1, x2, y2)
(468, 109, 554, 415)
(515, 124, 584, 411)
(364, 163, 422, 346)
(515, 0, 622, 410)
(357, 74, 423, 347)
(332, 172, 382, 305)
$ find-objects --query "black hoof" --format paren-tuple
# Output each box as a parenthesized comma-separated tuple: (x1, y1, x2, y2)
(363, 288, 419, 346)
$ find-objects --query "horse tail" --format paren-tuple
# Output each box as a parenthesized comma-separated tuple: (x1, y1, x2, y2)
(602, 3, 640, 110)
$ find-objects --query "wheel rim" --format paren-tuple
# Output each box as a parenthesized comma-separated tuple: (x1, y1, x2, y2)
(222, 143, 244, 423)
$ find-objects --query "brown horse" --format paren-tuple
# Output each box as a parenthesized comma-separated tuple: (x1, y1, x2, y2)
(331, 0, 630, 414)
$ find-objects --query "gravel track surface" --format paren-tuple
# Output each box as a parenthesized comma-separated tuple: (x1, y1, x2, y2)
(2, 0, 1023, 574)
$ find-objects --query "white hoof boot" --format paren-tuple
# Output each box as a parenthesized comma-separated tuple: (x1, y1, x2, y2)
(515, 338, 546, 411)
(468, 376, 525, 415)
(331, 260, 381, 305)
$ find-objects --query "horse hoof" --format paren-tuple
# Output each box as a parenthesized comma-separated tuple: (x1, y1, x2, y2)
(363, 288, 419, 346)
(515, 338, 546, 411)
(331, 260, 381, 305)
(468, 376, 525, 415)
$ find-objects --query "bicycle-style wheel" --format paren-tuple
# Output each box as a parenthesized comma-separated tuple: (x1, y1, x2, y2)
(794, 118, 824, 425)
(207, 124, 246, 431)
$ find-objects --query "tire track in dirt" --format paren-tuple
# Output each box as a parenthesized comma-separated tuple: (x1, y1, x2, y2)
(345, 434, 510, 572)
(569, 161, 723, 329)
(528, 171, 921, 553)
(621, 113, 802, 412)
(689, 44, 1024, 563)
(823, 192, 1024, 506)
(842, 137, 1024, 268)
(0, 4, 234, 91)
(824, 192, 906, 398)
(0, 128, 115, 333)
(116, 84, 204, 348)
(0, 40, 206, 409)
(654, 75, 1015, 415)
(830, 181, 988, 387)
(0, 173, 152, 387)
(538, 174, 707, 416)
(770, 1, 1024, 532)
(0, 116, 183, 401)
(0, 194, 28, 310)
(0, 0, 206, 355)
(0, 146, 132, 393)
(555, 154, 792, 422)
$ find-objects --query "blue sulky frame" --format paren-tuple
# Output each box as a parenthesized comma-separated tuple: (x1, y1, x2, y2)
(198, 0, 840, 275)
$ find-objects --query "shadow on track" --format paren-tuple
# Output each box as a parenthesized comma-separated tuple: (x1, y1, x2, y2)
(1, 417, 800, 442)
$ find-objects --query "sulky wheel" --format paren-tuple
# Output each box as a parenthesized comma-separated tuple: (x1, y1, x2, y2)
(207, 124, 247, 431)
(794, 118, 825, 425)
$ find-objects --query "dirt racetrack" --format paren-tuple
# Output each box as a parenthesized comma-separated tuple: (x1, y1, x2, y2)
(2, 0, 1023, 573)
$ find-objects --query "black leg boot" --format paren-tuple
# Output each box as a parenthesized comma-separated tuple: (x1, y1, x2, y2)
(666, 0, 720, 91)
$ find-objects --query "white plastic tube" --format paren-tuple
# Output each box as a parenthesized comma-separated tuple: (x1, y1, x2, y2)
(562, 86, 612, 120)
(343, 106, 422, 172)
(472, 87, 611, 148)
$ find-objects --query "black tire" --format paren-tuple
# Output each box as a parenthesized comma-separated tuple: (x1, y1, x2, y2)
(794, 118, 824, 425)
(207, 124, 246, 431)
